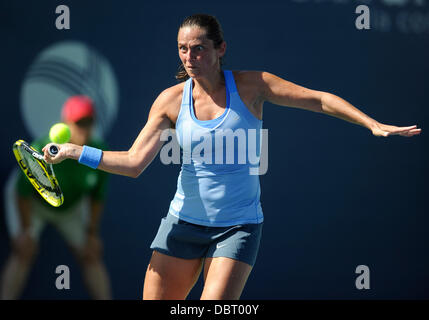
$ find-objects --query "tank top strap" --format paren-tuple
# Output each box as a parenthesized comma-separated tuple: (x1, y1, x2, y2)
(223, 70, 237, 94)
(181, 78, 192, 106)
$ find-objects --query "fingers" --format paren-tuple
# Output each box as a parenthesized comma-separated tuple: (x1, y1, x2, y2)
(43, 143, 54, 162)
(384, 125, 421, 137)
(394, 127, 421, 136)
(400, 125, 417, 129)
(375, 123, 422, 138)
(396, 125, 418, 132)
(43, 143, 62, 163)
(399, 128, 421, 137)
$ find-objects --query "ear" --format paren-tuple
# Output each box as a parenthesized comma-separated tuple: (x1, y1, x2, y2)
(218, 41, 227, 58)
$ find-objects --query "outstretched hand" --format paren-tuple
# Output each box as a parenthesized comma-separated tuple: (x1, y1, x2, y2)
(42, 143, 73, 164)
(371, 123, 421, 137)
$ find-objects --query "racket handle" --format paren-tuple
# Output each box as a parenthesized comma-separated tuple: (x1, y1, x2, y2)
(48, 145, 59, 157)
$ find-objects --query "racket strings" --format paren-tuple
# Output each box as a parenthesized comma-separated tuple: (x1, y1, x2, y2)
(18, 147, 57, 194)
(25, 153, 52, 188)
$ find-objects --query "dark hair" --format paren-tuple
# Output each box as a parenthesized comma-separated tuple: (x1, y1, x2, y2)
(176, 14, 225, 82)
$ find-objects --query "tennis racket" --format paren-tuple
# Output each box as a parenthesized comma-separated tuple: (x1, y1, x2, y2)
(12, 140, 64, 207)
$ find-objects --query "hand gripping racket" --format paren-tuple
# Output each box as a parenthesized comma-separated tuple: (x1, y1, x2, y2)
(12, 140, 64, 207)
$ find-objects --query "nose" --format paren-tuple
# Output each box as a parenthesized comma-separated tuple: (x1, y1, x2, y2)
(185, 48, 196, 61)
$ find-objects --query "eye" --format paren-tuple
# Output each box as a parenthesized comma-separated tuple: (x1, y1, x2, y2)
(196, 45, 204, 51)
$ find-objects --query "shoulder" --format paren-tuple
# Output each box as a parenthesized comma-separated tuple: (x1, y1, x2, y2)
(230, 70, 277, 106)
(150, 81, 186, 125)
(231, 70, 276, 97)
(157, 81, 186, 103)
(232, 70, 301, 100)
(154, 82, 186, 108)
(231, 70, 273, 85)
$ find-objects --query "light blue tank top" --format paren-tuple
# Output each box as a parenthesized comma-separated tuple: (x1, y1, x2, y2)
(168, 70, 264, 227)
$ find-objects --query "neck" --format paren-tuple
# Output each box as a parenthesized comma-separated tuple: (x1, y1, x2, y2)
(192, 69, 224, 95)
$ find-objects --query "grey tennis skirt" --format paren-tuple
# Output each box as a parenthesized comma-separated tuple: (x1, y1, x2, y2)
(150, 214, 263, 266)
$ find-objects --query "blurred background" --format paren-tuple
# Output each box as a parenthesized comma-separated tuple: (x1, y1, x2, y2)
(0, 0, 427, 299)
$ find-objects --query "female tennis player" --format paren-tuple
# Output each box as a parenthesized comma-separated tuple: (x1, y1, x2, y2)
(43, 14, 421, 300)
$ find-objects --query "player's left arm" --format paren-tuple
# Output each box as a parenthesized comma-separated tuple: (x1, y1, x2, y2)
(257, 71, 421, 137)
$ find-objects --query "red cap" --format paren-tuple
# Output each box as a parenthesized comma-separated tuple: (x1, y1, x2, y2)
(61, 95, 95, 122)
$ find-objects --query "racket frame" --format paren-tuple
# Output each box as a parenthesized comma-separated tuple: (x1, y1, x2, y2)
(13, 140, 64, 207)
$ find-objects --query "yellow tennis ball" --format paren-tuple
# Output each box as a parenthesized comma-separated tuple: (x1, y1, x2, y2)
(49, 123, 71, 144)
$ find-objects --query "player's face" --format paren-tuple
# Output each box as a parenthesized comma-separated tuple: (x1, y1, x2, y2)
(177, 26, 225, 79)
(67, 117, 94, 145)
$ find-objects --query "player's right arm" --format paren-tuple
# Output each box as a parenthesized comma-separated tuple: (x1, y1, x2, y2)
(43, 87, 181, 178)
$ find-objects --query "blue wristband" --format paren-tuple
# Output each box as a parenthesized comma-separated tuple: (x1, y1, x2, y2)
(78, 145, 103, 169)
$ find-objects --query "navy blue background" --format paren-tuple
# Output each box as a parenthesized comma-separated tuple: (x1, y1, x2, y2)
(0, 0, 428, 299)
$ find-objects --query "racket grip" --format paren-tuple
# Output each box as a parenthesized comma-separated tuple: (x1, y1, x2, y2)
(48, 145, 59, 157)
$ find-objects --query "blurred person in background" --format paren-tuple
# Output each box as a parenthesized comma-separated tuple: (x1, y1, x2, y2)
(1, 95, 112, 300)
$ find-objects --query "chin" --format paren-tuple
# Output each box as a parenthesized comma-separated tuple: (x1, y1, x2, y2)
(188, 70, 206, 80)
(187, 69, 198, 76)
